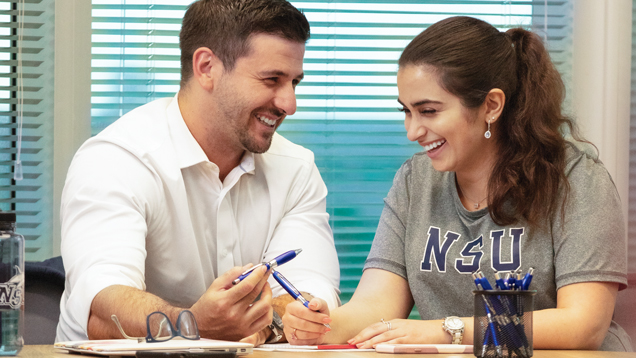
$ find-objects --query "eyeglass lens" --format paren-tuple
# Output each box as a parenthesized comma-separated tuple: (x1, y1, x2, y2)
(147, 310, 199, 342)
(176, 310, 198, 339)
(147, 312, 175, 341)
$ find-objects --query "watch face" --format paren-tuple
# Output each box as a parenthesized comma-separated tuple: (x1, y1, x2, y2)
(445, 317, 464, 330)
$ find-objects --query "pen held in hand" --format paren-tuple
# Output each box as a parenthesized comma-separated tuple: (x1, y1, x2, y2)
(232, 249, 302, 285)
(272, 270, 331, 329)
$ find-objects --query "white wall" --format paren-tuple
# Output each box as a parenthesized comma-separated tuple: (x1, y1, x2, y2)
(571, 0, 632, 228)
(53, 0, 92, 256)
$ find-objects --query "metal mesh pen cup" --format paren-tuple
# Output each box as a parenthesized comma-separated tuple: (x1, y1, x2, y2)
(473, 290, 535, 358)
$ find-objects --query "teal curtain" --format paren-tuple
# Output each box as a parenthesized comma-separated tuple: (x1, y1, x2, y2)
(91, 0, 573, 310)
(0, 0, 54, 260)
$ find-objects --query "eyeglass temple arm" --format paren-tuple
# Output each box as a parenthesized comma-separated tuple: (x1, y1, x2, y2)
(110, 314, 145, 343)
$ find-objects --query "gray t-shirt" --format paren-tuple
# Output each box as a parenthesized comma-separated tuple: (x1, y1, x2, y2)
(365, 142, 631, 351)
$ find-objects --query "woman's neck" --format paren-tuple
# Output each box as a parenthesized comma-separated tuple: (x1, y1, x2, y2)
(455, 157, 495, 211)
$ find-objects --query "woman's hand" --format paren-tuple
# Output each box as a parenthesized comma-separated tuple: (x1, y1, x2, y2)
(348, 319, 448, 349)
(282, 298, 332, 345)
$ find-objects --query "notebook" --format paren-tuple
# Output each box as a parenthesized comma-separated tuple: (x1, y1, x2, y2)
(54, 339, 253, 356)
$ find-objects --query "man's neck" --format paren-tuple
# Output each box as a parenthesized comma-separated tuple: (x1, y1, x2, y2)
(177, 90, 245, 182)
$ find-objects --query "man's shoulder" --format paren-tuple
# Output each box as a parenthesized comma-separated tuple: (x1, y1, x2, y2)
(89, 97, 173, 153)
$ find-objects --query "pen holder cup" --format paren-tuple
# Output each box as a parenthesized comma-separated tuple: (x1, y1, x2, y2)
(473, 290, 536, 358)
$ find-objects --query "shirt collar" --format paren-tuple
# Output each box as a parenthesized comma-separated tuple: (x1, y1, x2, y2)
(168, 93, 255, 175)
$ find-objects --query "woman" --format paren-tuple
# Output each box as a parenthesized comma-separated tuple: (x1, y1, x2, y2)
(281, 16, 631, 351)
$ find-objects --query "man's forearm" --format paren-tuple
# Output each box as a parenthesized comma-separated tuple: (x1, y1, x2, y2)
(88, 285, 184, 340)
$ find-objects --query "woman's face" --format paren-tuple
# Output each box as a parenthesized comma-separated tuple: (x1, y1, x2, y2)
(397, 64, 494, 175)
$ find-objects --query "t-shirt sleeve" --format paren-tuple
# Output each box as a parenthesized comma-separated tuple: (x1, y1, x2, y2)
(363, 160, 412, 279)
(552, 152, 628, 291)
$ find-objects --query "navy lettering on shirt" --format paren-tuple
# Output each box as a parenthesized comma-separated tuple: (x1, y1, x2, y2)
(490, 227, 523, 272)
(419, 226, 526, 274)
(455, 235, 484, 273)
(420, 226, 460, 273)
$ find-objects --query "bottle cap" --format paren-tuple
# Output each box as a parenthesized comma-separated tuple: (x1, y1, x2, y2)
(0, 211, 16, 223)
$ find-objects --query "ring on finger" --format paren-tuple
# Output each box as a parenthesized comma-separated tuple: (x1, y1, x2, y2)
(380, 318, 391, 332)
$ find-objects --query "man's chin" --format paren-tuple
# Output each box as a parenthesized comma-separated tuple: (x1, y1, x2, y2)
(243, 137, 274, 154)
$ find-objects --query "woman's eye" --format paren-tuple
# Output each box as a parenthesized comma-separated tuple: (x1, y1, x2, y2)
(421, 109, 436, 115)
(397, 107, 410, 113)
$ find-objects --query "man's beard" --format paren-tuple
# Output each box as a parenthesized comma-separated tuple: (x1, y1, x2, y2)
(237, 128, 275, 154)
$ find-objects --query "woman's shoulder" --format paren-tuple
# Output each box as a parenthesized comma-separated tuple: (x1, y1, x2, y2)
(564, 140, 604, 173)
(564, 140, 617, 189)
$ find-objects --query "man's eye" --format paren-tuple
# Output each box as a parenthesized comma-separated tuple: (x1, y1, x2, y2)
(265, 77, 278, 84)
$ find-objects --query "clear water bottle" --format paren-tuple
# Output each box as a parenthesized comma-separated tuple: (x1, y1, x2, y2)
(0, 212, 24, 355)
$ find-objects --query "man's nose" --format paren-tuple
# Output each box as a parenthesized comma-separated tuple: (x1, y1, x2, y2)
(273, 84, 297, 116)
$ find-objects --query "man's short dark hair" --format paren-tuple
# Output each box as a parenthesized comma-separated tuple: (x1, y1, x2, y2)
(179, 0, 310, 87)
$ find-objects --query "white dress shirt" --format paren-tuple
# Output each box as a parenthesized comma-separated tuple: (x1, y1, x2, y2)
(56, 95, 340, 342)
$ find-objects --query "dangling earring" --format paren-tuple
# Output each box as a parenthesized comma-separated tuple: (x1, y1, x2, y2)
(484, 117, 493, 139)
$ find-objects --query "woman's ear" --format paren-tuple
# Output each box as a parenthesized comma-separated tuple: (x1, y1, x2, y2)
(191, 47, 223, 91)
(484, 88, 505, 123)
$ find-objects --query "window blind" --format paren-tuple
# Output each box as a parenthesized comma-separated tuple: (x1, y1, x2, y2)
(0, 0, 54, 261)
(91, 0, 573, 309)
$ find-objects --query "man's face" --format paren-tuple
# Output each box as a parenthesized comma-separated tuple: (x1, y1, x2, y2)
(212, 33, 305, 154)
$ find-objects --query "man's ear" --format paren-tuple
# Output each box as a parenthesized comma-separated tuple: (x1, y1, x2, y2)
(191, 47, 223, 91)
(483, 88, 505, 124)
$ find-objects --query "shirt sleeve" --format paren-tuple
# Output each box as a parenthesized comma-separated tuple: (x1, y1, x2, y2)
(263, 162, 341, 310)
(58, 139, 161, 341)
(552, 152, 628, 291)
(363, 160, 411, 279)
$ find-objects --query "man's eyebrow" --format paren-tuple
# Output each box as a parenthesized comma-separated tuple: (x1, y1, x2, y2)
(260, 70, 304, 81)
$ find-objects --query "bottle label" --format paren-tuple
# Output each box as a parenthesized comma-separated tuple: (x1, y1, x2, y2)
(0, 266, 23, 309)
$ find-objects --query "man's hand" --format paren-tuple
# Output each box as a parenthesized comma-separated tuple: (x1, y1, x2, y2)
(190, 264, 273, 341)
(239, 328, 272, 346)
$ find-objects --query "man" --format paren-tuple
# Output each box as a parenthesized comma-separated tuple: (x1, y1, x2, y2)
(56, 0, 340, 345)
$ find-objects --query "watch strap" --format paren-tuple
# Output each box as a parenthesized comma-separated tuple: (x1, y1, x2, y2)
(265, 311, 284, 344)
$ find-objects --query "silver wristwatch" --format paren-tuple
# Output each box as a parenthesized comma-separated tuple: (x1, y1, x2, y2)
(266, 311, 284, 343)
(442, 316, 464, 344)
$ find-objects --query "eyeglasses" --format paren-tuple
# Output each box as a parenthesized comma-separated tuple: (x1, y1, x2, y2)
(111, 310, 200, 343)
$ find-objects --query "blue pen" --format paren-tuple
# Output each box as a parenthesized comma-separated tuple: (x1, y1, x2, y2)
(472, 273, 502, 357)
(521, 267, 534, 291)
(477, 271, 494, 290)
(232, 249, 302, 285)
(494, 271, 507, 290)
(272, 270, 331, 328)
